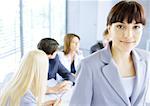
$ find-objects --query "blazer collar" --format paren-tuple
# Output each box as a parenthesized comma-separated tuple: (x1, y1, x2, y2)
(130, 49, 146, 105)
(100, 42, 112, 64)
(101, 42, 146, 105)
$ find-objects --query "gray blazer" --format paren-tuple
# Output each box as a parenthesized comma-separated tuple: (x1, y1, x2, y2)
(69, 44, 150, 106)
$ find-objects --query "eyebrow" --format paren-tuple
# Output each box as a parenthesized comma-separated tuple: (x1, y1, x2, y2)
(116, 21, 142, 25)
(115, 22, 124, 24)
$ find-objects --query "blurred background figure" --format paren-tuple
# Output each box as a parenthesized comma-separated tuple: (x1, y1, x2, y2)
(0, 50, 57, 106)
(90, 29, 110, 54)
(37, 38, 74, 95)
(58, 33, 84, 78)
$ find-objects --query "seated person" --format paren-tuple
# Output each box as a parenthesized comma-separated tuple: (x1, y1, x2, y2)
(90, 40, 104, 54)
(0, 50, 60, 106)
(37, 38, 75, 94)
(90, 29, 110, 54)
(57, 33, 84, 77)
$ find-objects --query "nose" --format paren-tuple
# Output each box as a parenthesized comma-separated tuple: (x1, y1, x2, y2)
(124, 28, 133, 38)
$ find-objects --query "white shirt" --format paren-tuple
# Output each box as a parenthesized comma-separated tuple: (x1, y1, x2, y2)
(121, 76, 136, 99)
(57, 51, 84, 81)
(57, 51, 84, 72)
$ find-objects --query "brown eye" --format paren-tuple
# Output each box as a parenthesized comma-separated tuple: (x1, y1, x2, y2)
(133, 26, 140, 29)
(116, 25, 124, 29)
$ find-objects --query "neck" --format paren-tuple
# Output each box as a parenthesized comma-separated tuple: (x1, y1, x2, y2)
(68, 50, 76, 56)
(67, 50, 76, 62)
(48, 54, 55, 59)
(111, 46, 136, 77)
(111, 46, 132, 64)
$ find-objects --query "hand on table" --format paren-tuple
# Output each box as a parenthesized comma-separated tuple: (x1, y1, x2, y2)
(43, 98, 61, 106)
(46, 80, 72, 94)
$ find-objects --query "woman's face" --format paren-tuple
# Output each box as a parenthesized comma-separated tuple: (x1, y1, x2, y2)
(108, 20, 144, 53)
(70, 36, 80, 52)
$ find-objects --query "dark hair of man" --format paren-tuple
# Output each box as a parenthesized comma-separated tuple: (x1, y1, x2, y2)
(106, 1, 146, 26)
(37, 38, 59, 55)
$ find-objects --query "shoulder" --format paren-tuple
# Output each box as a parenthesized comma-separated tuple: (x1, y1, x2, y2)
(91, 42, 104, 49)
(57, 51, 64, 56)
(20, 90, 36, 106)
(57, 51, 65, 59)
(134, 48, 150, 60)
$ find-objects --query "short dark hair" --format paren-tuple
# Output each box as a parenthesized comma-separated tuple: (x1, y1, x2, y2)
(37, 38, 59, 55)
(107, 1, 145, 26)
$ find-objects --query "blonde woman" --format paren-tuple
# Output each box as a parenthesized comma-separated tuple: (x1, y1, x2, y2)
(0, 50, 60, 106)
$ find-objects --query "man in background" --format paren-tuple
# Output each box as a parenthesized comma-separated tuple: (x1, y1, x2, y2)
(37, 38, 75, 94)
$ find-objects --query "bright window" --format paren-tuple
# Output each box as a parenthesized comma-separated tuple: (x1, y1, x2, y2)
(50, 0, 66, 45)
(0, 0, 20, 82)
(0, 0, 66, 83)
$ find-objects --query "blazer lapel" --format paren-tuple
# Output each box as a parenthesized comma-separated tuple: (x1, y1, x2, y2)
(102, 60, 129, 105)
(131, 49, 146, 105)
(100, 43, 129, 105)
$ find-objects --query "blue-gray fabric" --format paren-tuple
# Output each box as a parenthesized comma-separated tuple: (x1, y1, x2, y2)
(69, 43, 150, 106)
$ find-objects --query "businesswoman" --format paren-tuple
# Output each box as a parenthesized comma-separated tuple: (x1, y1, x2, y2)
(69, 1, 150, 106)
(58, 33, 84, 76)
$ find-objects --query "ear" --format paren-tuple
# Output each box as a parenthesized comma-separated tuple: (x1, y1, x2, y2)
(107, 25, 112, 41)
(107, 25, 111, 33)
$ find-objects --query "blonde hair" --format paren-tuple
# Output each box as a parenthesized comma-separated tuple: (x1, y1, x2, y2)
(63, 33, 80, 55)
(0, 50, 49, 106)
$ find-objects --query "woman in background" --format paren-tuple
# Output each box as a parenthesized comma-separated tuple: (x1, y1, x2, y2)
(69, 1, 150, 106)
(58, 33, 84, 77)
(0, 50, 60, 106)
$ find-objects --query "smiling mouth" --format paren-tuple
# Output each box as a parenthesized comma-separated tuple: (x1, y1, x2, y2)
(120, 41, 136, 43)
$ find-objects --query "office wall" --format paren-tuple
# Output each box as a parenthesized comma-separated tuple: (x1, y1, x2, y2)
(139, 0, 150, 50)
(67, 0, 99, 56)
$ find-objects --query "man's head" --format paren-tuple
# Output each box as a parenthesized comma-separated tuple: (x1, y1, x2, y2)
(37, 38, 59, 58)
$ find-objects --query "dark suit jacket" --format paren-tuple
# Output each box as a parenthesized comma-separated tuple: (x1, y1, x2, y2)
(48, 54, 75, 83)
(90, 41, 104, 54)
